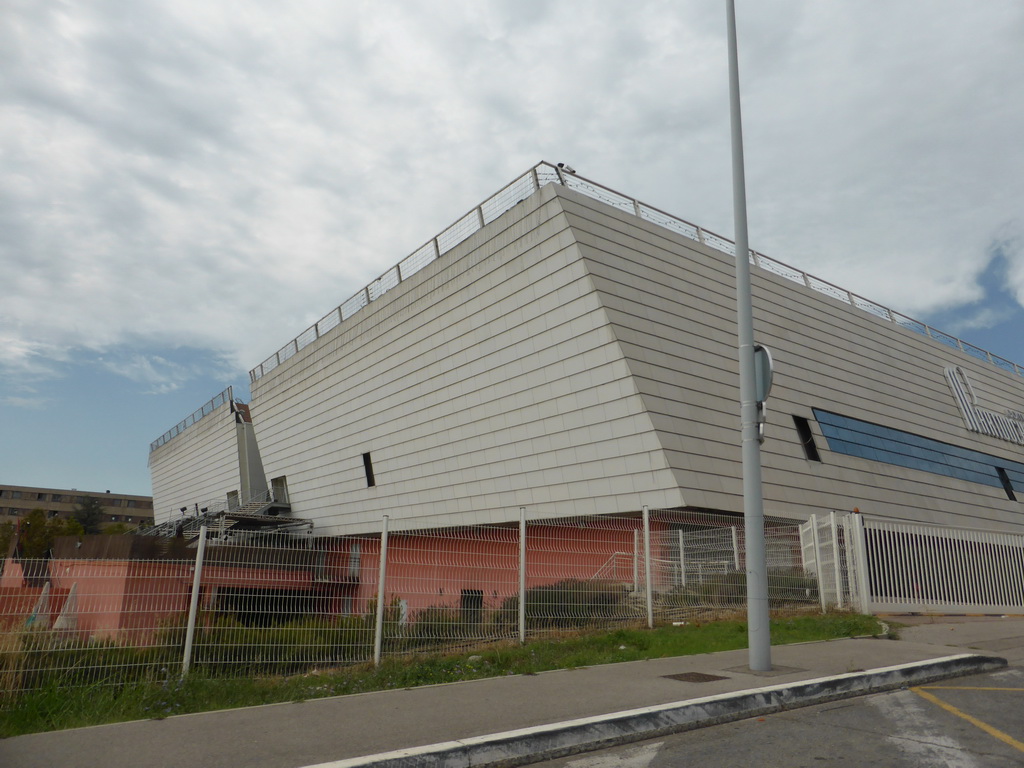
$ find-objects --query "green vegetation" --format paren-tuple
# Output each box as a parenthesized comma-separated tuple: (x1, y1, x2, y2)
(0, 521, 14, 561)
(71, 498, 105, 535)
(0, 612, 883, 737)
(663, 568, 821, 608)
(13, 510, 83, 558)
(191, 614, 377, 676)
(103, 522, 134, 535)
(379, 579, 641, 654)
(504, 579, 639, 629)
(1, 631, 179, 696)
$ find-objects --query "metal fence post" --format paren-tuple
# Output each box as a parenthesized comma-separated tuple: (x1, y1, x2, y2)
(849, 514, 872, 613)
(642, 506, 654, 629)
(632, 530, 640, 592)
(731, 526, 741, 571)
(808, 514, 826, 612)
(518, 508, 527, 644)
(798, 520, 811, 572)
(181, 524, 208, 677)
(678, 530, 687, 587)
(373, 515, 390, 666)
(829, 511, 844, 609)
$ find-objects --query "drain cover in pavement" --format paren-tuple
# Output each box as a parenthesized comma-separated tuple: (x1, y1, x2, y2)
(663, 672, 729, 683)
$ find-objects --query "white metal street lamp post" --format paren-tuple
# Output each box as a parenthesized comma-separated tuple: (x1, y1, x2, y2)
(726, 0, 772, 671)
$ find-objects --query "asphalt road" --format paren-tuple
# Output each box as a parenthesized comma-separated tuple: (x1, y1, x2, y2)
(534, 666, 1024, 768)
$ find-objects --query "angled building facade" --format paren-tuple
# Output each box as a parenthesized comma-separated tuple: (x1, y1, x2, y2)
(149, 163, 1024, 538)
(150, 391, 272, 522)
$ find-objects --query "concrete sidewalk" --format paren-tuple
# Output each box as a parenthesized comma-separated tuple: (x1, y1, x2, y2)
(2, 617, 1021, 768)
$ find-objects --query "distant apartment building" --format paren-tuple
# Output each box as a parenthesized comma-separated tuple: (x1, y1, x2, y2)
(0, 484, 154, 530)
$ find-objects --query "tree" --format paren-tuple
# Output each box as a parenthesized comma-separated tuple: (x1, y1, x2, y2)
(0, 521, 14, 561)
(72, 497, 105, 534)
(18, 509, 84, 558)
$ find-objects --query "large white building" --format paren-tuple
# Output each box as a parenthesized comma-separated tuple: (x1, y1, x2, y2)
(149, 162, 1024, 537)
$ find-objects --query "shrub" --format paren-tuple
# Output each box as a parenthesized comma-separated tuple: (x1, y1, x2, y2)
(501, 579, 632, 630)
(193, 613, 375, 676)
(662, 568, 820, 610)
(1, 628, 180, 699)
(0, 607, 379, 703)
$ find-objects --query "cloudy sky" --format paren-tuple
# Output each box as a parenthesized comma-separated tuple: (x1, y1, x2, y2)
(2, 1, 1023, 496)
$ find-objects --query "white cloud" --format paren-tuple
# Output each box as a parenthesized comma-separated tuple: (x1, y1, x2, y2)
(0, 333, 70, 379)
(943, 305, 1016, 335)
(99, 354, 188, 394)
(995, 225, 1024, 306)
(1, 0, 1023, 390)
(97, 351, 239, 395)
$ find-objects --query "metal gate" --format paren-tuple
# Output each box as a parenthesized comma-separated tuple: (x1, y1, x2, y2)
(799, 512, 868, 612)
(800, 512, 1024, 615)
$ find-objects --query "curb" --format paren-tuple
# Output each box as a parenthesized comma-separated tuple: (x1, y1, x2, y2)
(305, 653, 1007, 768)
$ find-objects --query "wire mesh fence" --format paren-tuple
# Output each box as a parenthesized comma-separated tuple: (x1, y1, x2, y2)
(2, 507, 839, 700)
(377, 524, 520, 655)
(1, 556, 196, 698)
(648, 510, 819, 618)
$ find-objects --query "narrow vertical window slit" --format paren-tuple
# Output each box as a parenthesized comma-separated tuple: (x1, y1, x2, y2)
(363, 452, 376, 487)
(997, 467, 1016, 501)
(793, 416, 822, 462)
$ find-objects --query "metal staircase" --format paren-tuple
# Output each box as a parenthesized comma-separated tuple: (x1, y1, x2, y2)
(140, 490, 307, 539)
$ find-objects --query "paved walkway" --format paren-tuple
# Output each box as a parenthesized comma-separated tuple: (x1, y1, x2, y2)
(2, 616, 1022, 768)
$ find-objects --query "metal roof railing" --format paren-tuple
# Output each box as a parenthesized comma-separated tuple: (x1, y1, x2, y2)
(248, 161, 1024, 384)
(150, 387, 233, 453)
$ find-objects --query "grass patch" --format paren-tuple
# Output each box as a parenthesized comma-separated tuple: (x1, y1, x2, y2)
(0, 612, 883, 737)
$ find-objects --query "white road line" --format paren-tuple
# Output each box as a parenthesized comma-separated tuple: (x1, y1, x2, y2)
(560, 741, 664, 768)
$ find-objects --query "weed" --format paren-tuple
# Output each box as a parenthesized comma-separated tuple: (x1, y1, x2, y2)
(500, 579, 637, 630)
(661, 568, 820, 610)
(0, 611, 881, 737)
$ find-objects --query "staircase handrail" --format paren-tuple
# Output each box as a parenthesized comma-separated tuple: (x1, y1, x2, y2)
(590, 551, 631, 581)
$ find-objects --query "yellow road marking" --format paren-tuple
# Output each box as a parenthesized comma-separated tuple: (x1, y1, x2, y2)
(920, 686, 1024, 692)
(912, 687, 1024, 753)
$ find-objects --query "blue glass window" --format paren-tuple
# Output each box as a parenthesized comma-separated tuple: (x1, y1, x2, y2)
(813, 409, 1024, 497)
